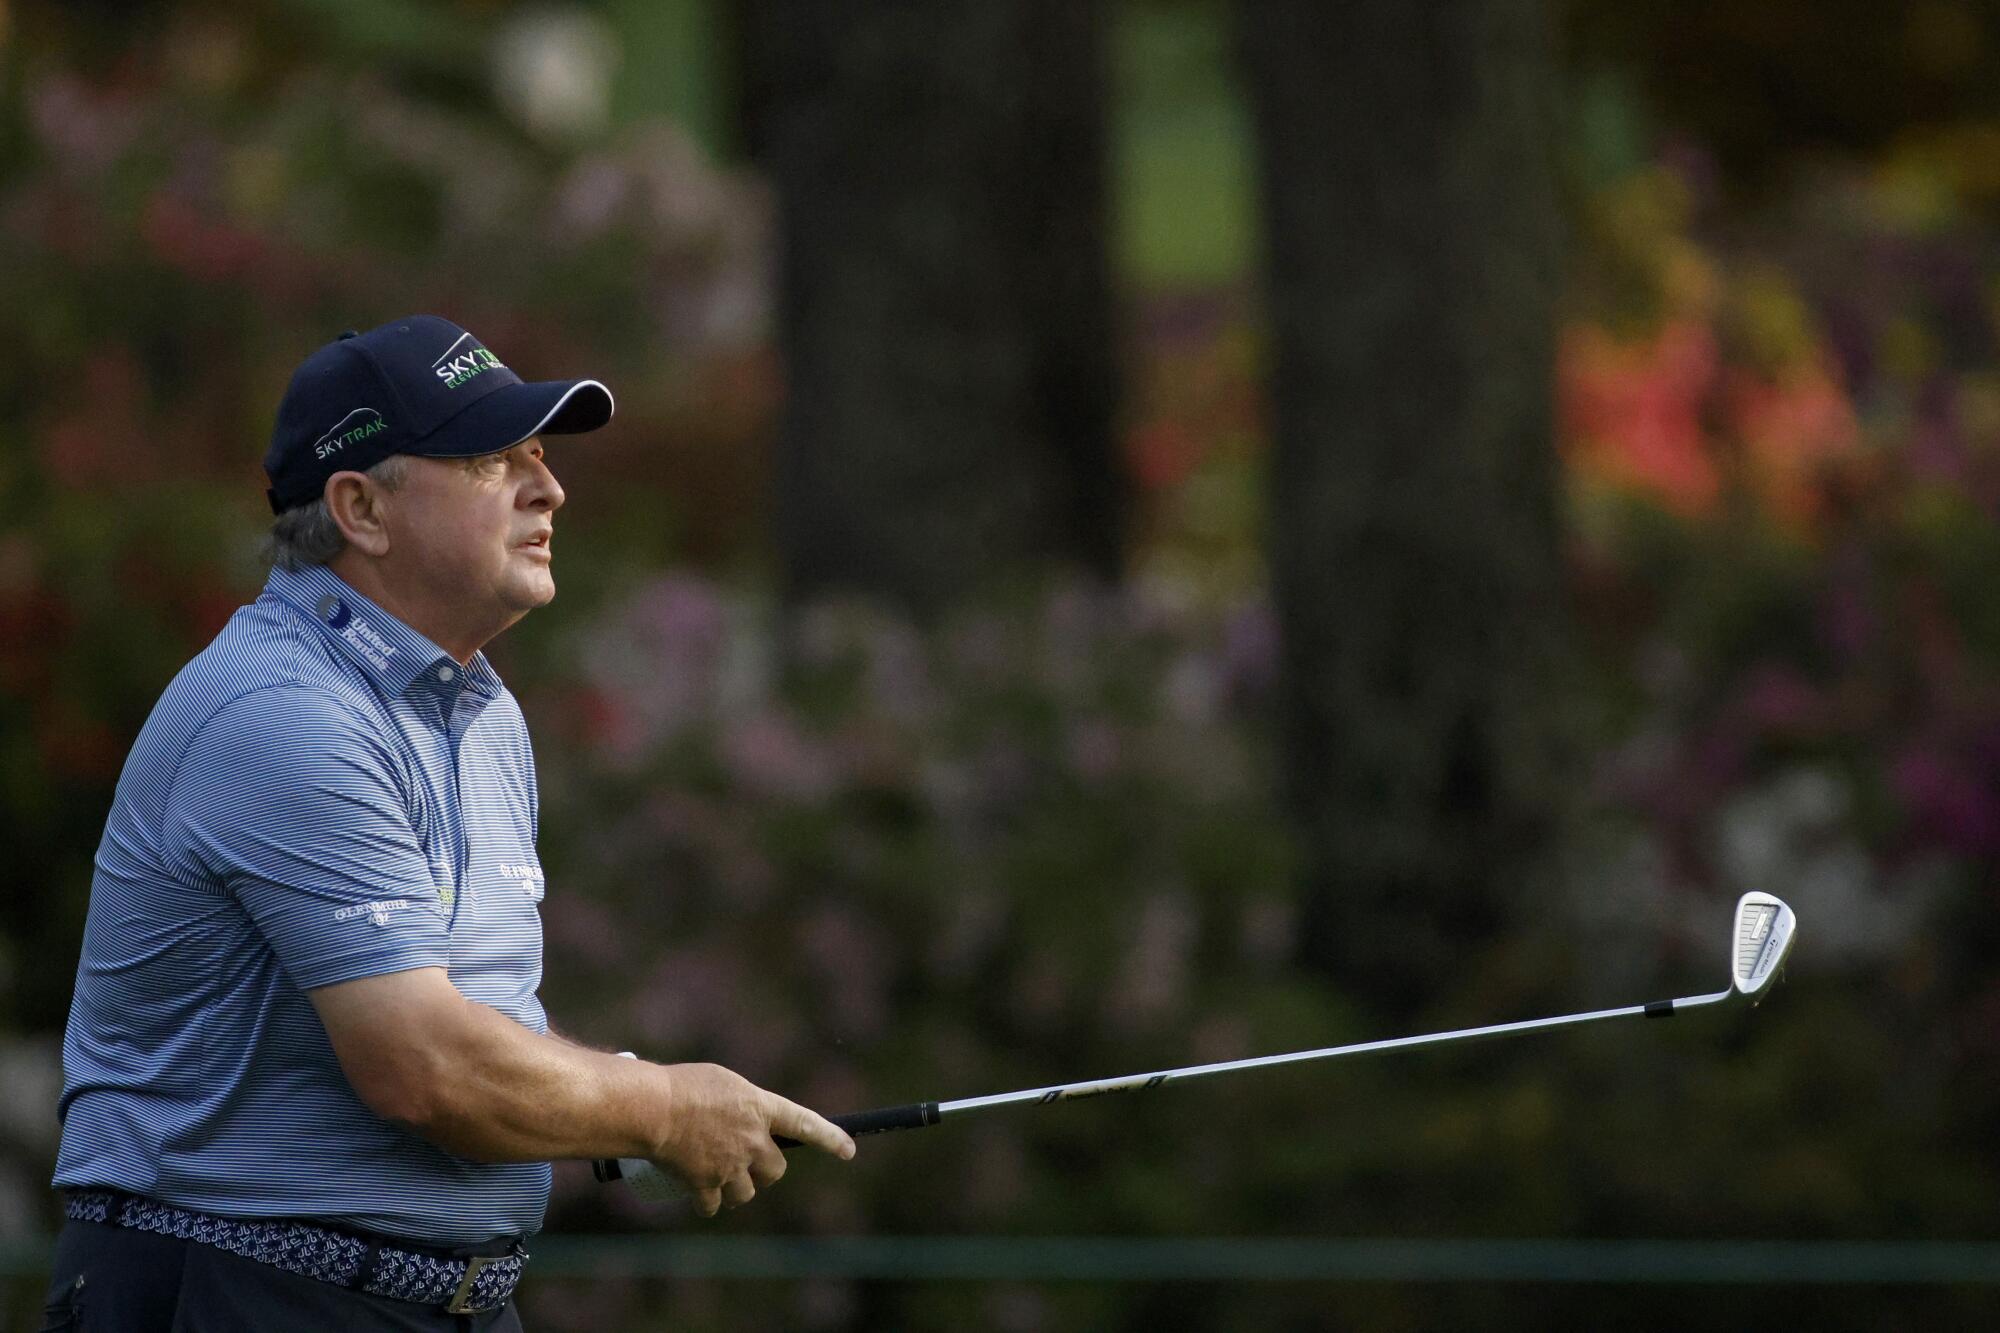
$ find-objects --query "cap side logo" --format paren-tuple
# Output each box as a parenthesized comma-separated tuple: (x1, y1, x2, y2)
(432, 331, 505, 390)
(313, 407, 387, 460)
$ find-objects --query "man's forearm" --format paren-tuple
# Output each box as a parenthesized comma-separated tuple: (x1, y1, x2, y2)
(398, 999, 674, 1163)
(310, 967, 675, 1164)
(313, 964, 853, 1210)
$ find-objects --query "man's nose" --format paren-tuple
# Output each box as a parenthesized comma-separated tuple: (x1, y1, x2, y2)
(525, 455, 565, 512)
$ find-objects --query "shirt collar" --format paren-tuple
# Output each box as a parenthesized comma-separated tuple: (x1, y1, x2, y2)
(265, 564, 503, 705)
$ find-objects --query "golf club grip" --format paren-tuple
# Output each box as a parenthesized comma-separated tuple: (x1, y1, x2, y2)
(592, 1100, 941, 1181)
(772, 1101, 942, 1150)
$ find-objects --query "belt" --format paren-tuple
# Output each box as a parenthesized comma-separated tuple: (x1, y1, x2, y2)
(65, 1190, 527, 1315)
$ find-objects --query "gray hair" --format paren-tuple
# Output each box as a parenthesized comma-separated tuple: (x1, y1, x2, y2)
(262, 454, 413, 571)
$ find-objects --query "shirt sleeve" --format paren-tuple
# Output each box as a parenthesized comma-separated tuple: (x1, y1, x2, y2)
(163, 684, 450, 990)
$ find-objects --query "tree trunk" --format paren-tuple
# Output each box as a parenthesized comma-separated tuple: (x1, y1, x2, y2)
(745, 0, 1121, 613)
(1238, 0, 1571, 1016)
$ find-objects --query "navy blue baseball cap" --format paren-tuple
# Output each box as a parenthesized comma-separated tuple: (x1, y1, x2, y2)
(264, 315, 615, 514)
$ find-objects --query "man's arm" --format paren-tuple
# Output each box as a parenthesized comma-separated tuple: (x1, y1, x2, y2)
(310, 967, 854, 1216)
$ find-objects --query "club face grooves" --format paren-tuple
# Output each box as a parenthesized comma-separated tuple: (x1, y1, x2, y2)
(1731, 890, 1797, 996)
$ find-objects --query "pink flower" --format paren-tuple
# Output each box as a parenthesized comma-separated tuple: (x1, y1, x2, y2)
(38, 350, 150, 489)
(1221, 602, 1279, 702)
(1733, 663, 1823, 734)
(1103, 890, 1196, 1033)
(1892, 747, 2000, 859)
(797, 907, 890, 1039)
(578, 574, 737, 760)
(140, 191, 267, 284)
(720, 712, 836, 802)
(1064, 718, 1123, 784)
(26, 73, 141, 176)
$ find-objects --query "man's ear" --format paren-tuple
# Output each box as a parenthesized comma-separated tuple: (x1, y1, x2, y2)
(325, 471, 393, 557)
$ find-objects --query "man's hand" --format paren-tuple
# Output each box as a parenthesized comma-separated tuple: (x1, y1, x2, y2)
(649, 1063, 856, 1217)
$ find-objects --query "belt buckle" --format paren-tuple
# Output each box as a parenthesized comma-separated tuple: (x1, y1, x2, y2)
(445, 1254, 501, 1315)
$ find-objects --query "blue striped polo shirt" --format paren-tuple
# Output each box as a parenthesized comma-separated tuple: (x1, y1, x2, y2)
(53, 563, 553, 1245)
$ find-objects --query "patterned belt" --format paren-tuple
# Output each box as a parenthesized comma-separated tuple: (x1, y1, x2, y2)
(65, 1190, 527, 1315)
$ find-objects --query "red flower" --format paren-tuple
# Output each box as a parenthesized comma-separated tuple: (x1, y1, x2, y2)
(1559, 319, 1721, 516)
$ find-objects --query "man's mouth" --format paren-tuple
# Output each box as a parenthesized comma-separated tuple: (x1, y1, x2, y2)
(517, 531, 552, 556)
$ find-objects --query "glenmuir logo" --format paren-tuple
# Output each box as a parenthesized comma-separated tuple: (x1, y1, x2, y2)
(313, 407, 387, 459)
(432, 332, 505, 390)
(496, 862, 544, 899)
(334, 898, 413, 927)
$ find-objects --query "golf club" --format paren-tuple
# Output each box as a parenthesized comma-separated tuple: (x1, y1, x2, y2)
(596, 890, 1796, 1197)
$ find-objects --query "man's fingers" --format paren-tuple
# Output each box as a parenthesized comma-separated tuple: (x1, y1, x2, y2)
(693, 1187, 723, 1218)
(749, 1144, 788, 1189)
(721, 1171, 756, 1209)
(768, 1095, 856, 1159)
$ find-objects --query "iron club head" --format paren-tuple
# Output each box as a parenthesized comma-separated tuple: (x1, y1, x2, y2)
(1731, 891, 1797, 1000)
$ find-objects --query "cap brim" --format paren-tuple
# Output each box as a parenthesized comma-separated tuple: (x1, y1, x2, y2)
(406, 378, 615, 458)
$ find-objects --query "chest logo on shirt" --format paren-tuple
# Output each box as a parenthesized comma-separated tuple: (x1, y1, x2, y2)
(333, 898, 413, 927)
(495, 863, 544, 900)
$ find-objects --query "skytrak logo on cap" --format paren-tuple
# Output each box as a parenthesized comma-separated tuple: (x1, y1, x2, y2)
(432, 332, 506, 390)
(313, 408, 388, 460)
(263, 315, 616, 516)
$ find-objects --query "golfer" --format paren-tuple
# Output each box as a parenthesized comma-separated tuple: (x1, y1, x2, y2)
(42, 317, 854, 1330)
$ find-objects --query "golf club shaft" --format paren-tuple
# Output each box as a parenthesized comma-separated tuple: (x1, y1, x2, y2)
(756, 986, 1735, 1150)
(596, 892, 1791, 1187)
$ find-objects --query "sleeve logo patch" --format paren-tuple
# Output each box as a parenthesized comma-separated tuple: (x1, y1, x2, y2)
(333, 898, 414, 927)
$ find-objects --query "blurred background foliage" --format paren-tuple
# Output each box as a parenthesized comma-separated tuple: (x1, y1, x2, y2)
(4, 0, 2000, 1329)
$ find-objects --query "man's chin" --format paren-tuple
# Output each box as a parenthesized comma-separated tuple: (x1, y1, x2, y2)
(503, 572, 557, 612)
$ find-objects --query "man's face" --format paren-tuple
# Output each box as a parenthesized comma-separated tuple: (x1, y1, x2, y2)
(383, 439, 565, 626)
